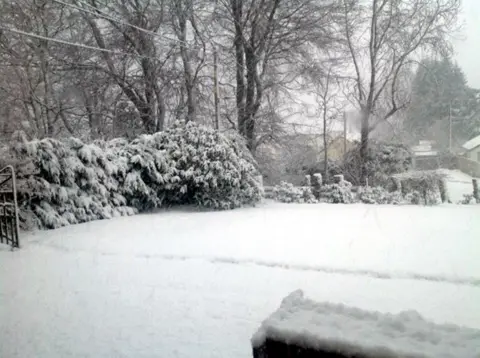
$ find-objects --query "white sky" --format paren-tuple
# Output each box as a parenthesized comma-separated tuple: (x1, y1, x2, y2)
(454, 0, 480, 88)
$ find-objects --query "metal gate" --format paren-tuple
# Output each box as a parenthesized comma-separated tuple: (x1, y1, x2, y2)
(0, 165, 20, 248)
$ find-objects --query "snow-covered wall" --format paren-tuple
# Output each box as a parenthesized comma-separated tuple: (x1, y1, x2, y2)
(252, 290, 480, 358)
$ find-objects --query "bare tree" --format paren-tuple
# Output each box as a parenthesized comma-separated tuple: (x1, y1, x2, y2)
(313, 67, 345, 182)
(339, 0, 460, 183)
(79, 0, 169, 134)
(218, 0, 337, 153)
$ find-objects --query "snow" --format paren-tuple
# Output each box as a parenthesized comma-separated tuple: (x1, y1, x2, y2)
(462, 134, 480, 151)
(396, 169, 478, 203)
(252, 290, 480, 358)
(413, 150, 438, 157)
(1, 203, 480, 358)
(440, 169, 479, 202)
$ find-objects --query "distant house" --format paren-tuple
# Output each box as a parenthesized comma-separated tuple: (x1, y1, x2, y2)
(461, 135, 480, 163)
(410, 140, 440, 169)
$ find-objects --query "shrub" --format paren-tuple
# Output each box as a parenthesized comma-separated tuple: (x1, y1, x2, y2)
(318, 180, 355, 204)
(357, 186, 404, 205)
(8, 122, 262, 229)
(343, 142, 412, 186)
(272, 182, 303, 203)
(157, 122, 263, 210)
(272, 182, 316, 203)
(396, 171, 444, 205)
(459, 194, 475, 205)
(404, 190, 422, 205)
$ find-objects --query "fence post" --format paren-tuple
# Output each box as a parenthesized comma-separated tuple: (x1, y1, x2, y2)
(439, 178, 449, 203)
(312, 173, 322, 200)
(473, 179, 479, 204)
(304, 175, 311, 187)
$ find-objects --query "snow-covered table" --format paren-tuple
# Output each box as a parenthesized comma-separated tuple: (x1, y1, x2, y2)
(252, 290, 480, 358)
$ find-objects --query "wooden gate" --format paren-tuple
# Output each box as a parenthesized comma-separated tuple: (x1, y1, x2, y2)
(0, 165, 20, 248)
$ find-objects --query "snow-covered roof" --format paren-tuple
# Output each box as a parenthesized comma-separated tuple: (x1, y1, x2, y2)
(252, 290, 480, 358)
(462, 135, 480, 151)
(414, 150, 438, 157)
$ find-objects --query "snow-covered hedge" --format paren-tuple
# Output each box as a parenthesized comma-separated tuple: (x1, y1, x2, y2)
(318, 180, 355, 204)
(396, 171, 444, 205)
(272, 182, 316, 203)
(357, 186, 403, 205)
(9, 122, 262, 229)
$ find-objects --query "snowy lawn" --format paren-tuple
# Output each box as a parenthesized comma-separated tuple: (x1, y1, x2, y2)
(1, 203, 480, 358)
(441, 169, 479, 203)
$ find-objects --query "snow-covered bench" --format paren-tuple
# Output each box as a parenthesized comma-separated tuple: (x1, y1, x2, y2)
(252, 290, 480, 358)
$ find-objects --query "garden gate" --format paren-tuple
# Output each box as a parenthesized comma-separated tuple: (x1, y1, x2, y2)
(0, 165, 20, 248)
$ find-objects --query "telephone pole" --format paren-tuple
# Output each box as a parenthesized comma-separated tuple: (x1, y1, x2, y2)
(449, 101, 452, 152)
(343, 111, 347, 157)
(213, 45, 220, 130)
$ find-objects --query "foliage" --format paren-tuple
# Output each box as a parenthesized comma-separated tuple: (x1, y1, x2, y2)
(271, 182, 317, 204)
(9, 122, 262, 229)
(357, 186, 403, 205)
(405, 57, 480, 146)
(343, 142, 412, 186)
(318, 180, 355, 204)
(157, 122, 263, 209)
(459, 194, 475, 205)
(396, 171, 444, 205)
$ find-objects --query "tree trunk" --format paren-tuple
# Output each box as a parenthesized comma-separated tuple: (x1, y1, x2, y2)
(360, 108, 370, 185)
(232, 0, 246, 132)
(323, 113, 328, 183)
(174, 1, 196, 122)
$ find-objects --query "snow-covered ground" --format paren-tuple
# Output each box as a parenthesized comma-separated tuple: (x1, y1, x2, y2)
(440, 169, 479, 203)
(1, 203, 480, 358)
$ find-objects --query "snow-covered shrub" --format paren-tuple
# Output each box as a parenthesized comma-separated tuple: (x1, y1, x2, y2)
(396, 171, 443, 205)
(343, 142, 412, 186)
(272, 182, 304, 203)
(9, 122, 262, 229)
(318, 180, 355, 204)
(357, 186, 403, 205)
(404, 190, 422, 205)
(301, 186, 317, 203)
(155, 122, 262, 209)
(459, 194, 475, 205)
(271, 182, 317, 204)
(10, 133, 136, 229)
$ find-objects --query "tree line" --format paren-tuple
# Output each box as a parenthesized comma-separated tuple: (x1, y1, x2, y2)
(0, 0, 464, 183)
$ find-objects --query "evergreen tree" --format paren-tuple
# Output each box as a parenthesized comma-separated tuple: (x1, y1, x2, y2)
(406, 57, 480, 148)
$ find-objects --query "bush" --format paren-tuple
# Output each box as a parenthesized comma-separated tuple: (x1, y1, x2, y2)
(404, 190, 422, 205)
(357, 186, 404, 205)
(272, 182, 317, 204)
(459, 194, 475, 205)
(318, 180, 355, 204)
(396, 171, 444, 205)
(343, 142, 412, 186)
(9, 122, 262, 229)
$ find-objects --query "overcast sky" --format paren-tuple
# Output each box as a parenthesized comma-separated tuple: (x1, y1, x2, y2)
(454, 0, 480, 88)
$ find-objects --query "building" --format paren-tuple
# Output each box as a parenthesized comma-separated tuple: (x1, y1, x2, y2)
(461, 135, 480, 162)
(411, 140, 440, 169)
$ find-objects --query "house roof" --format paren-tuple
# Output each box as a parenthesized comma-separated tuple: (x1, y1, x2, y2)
(462, 135, 480, 151)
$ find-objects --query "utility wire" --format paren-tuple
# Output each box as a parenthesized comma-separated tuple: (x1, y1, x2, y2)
(53, 0, 189, 47)
(0, 25, 161, 62)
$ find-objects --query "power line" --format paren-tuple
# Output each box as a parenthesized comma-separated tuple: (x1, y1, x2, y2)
(0, 25, 160, 62)
(55, 0, 190, 47)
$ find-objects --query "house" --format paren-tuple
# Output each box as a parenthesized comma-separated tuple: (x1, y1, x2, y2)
(461, 135, 480, 162)
(410, 140, 440, 170)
